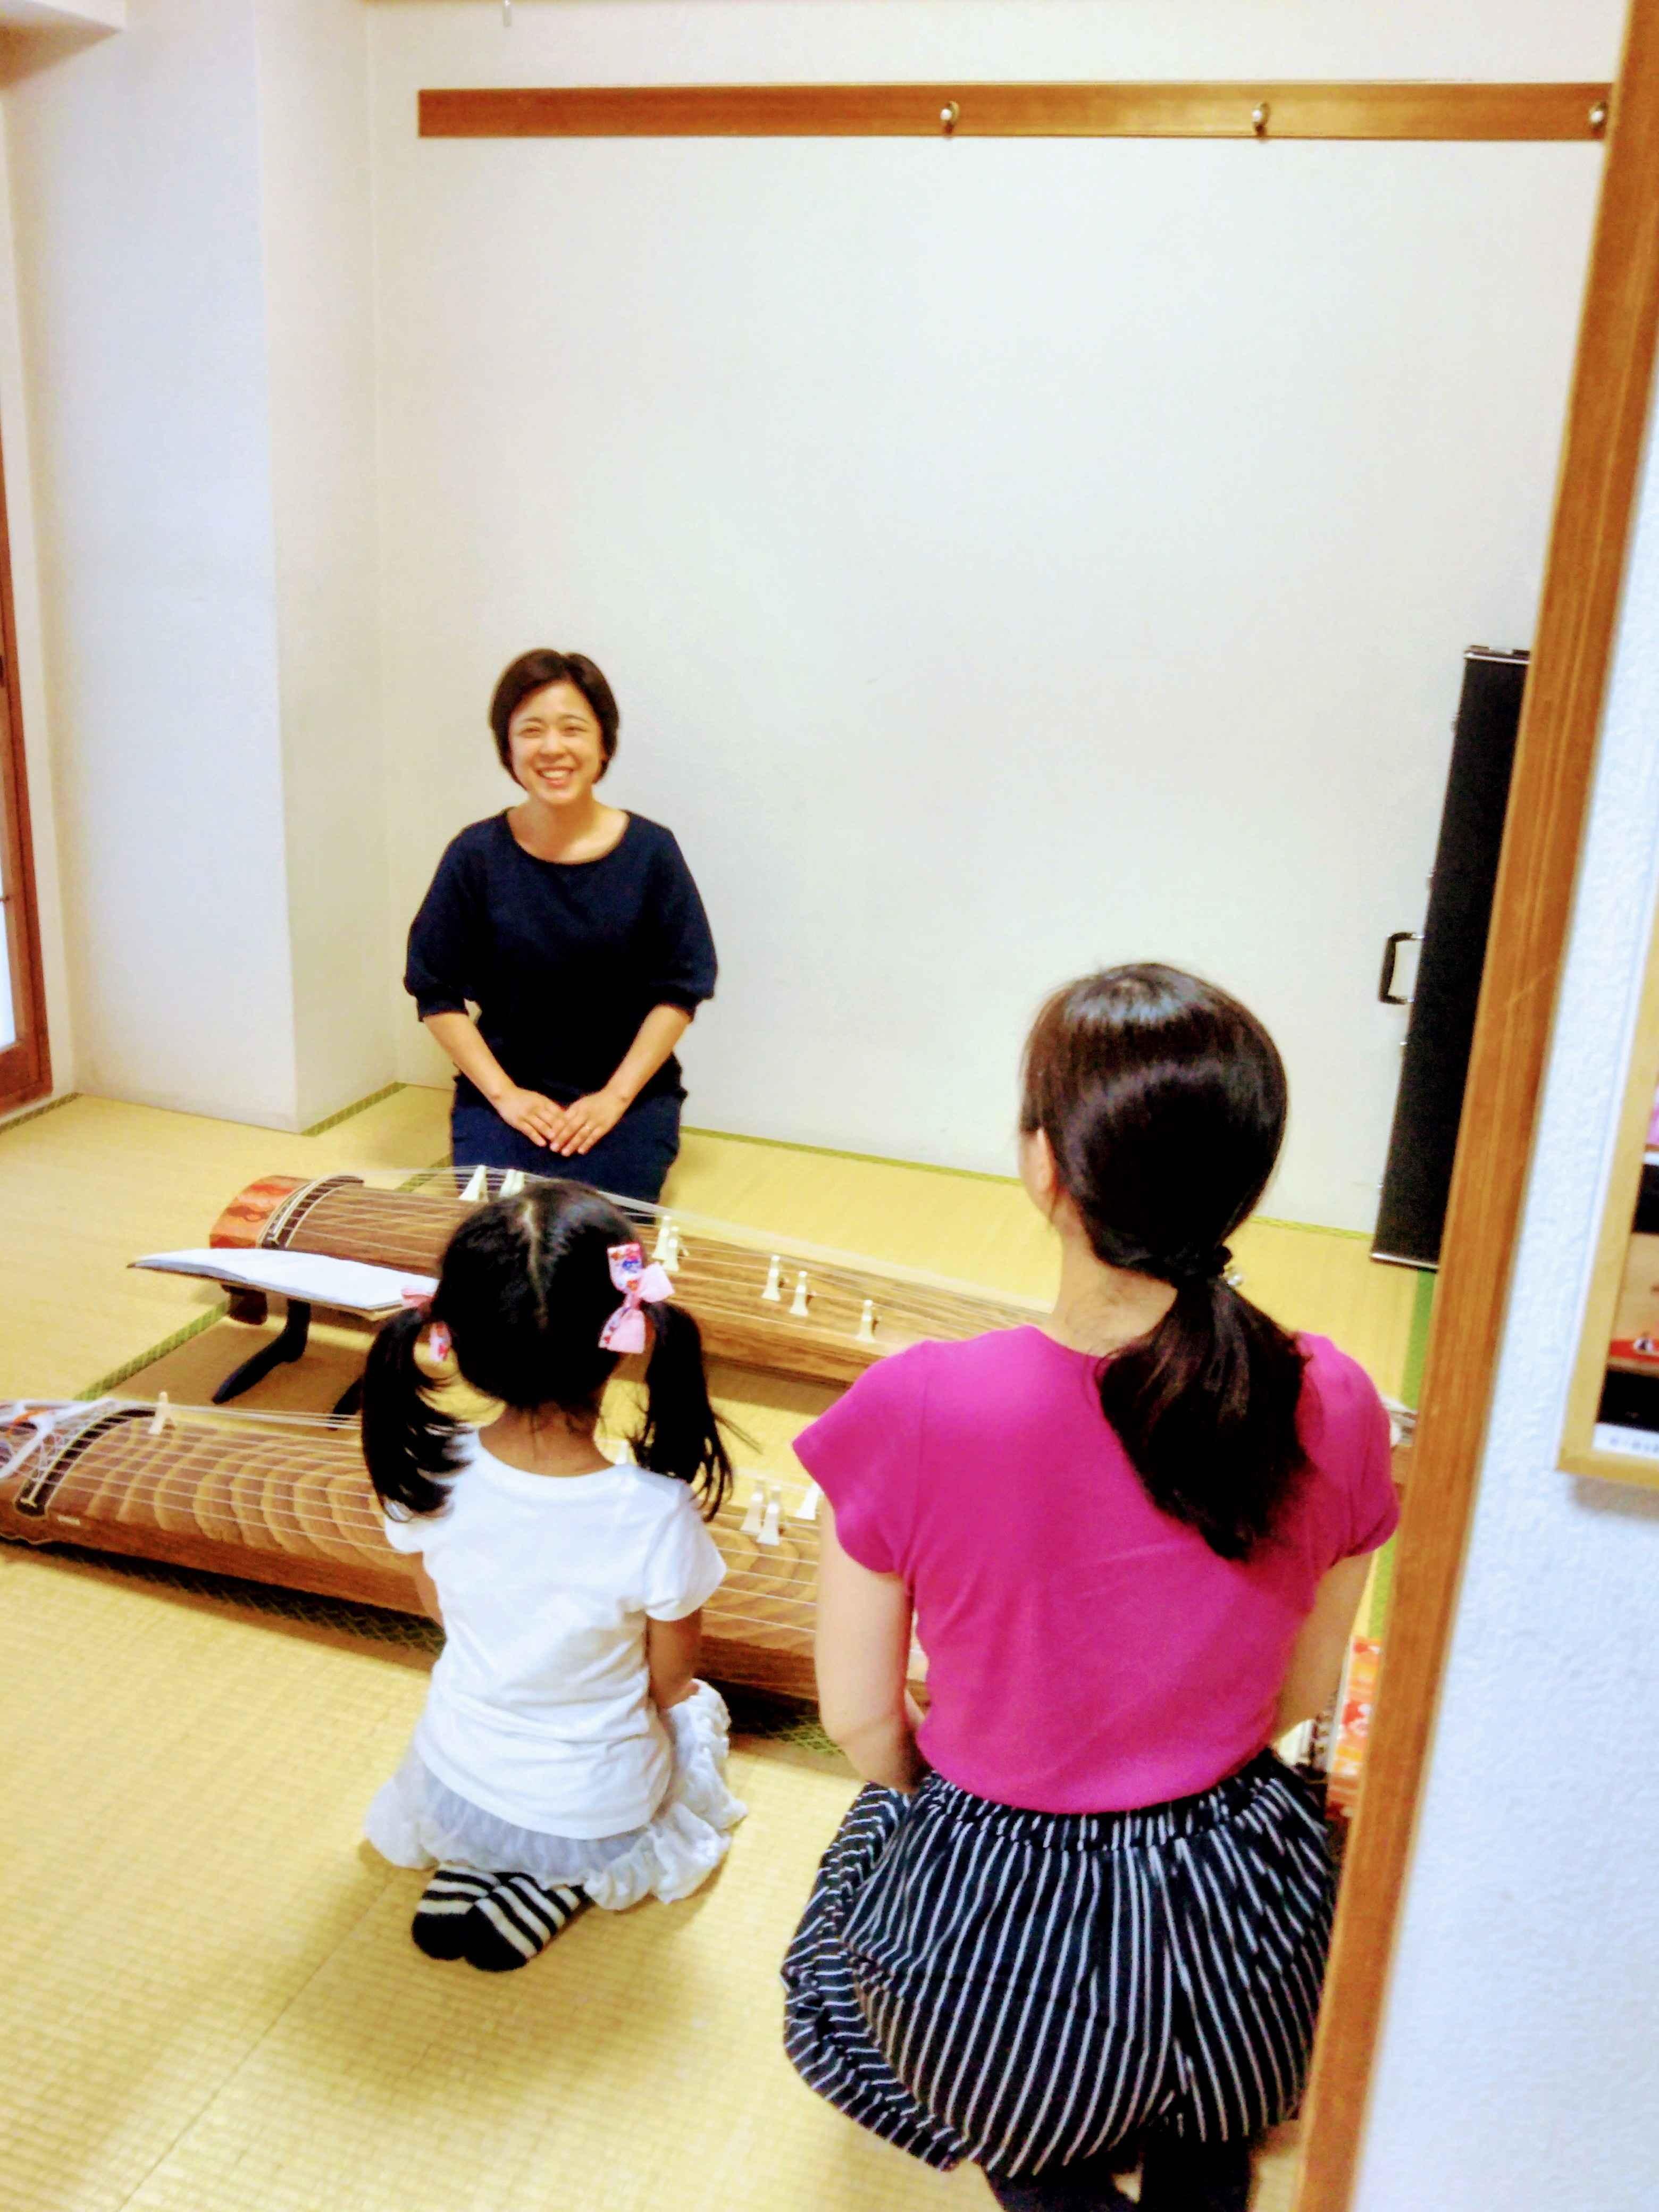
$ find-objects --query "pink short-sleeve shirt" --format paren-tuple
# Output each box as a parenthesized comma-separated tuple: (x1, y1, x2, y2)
(794, 1327, 1398, 1813)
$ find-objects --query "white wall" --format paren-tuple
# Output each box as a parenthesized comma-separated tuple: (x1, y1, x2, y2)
(0, 5, 125, 30)
(369, 2, 1608, 1224)
(2, 0, 387, 1131)
(0, 0, 1629, 1180)
(1355, 367, 1659, 2209)
(254, 0, 390, 1127)
(372, 0, 1624, 86)
(3, 0, 301, 1126)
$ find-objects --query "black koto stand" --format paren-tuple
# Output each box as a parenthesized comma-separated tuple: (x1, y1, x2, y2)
(211, 1297, 365, 1419)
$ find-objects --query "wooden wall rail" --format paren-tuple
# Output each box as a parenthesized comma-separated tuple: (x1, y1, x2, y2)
(419, 81, 1613, 144)
(1295, 1, 1659, 2207)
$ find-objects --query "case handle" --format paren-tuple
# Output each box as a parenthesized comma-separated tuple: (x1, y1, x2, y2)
(1378, 931, 1423, 1006)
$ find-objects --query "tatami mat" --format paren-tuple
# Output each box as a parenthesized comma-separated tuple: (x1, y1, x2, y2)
(0, 1089, 451, 1400)
(669, 1130, 1415, 1402)
(0, 1545, 981, 2212)
(0, 1541, 1300, 2212)
(1, 1087, 1329, 2210)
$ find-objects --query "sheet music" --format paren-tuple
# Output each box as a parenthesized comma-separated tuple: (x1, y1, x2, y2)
(132, 1249, 437, 1317)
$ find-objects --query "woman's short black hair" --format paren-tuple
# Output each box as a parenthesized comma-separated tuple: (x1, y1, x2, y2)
(489, 650, 620, 779)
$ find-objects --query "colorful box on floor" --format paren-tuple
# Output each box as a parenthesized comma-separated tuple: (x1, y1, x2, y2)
(1326, 1637, 1381, 1822)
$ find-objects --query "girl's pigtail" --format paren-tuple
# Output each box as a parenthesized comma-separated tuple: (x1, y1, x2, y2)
(634, 1302, 733, 1519)
(1095, 1277, 1306, 1561)
(362, 1304, 466, 1519)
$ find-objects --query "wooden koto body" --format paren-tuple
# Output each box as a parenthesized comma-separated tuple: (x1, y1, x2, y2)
(209, 1171, 1044, 1389)
(1, 1185, 1021, 1698)
(0, 1400, 827, 1699)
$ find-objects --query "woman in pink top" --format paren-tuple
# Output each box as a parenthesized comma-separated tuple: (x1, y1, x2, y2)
(781, 966, 1398, 2211)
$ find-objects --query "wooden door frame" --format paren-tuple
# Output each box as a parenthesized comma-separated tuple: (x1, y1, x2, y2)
(0, 401, 49, 1117)
(1295, 2, 1659, 2205)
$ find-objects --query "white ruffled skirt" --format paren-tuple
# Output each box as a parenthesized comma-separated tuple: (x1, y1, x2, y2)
(364, 1681, 747, 1912)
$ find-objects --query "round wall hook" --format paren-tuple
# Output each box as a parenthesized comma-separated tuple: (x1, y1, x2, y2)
(1589, 98, 1610, 135)
(1251, 101, 1270, 139)
(940, 100, 960, 137)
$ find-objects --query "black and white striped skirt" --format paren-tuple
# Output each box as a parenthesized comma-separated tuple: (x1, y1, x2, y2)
(781, 1752, 1335, 2179)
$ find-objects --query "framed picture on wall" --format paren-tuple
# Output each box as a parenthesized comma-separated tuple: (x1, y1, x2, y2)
(1562, 902, 1659, 1485)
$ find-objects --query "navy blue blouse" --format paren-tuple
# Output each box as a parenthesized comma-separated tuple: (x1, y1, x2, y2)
(405, 812, 717, 1109)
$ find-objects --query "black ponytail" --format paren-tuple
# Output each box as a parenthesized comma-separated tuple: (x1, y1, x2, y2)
(1023, 964, 1308, 1562)
(362, 1303, 467, 1518)
(1096, 1277, 1306, 1562)
(633, 1301, 733, 1520)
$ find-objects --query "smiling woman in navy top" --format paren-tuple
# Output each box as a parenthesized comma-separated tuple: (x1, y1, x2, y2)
(406, 649, 717, 1204)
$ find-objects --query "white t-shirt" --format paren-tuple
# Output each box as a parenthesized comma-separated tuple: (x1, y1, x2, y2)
(383, 1435, 726, 1837)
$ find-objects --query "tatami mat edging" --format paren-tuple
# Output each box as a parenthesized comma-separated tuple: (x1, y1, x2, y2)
(300, 1084, 407, 1139)
(77, 1301, 229, 1400)
(0, 1089, 80, 1137)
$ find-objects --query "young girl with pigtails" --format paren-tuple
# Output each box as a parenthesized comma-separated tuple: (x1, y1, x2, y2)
(359, 1182, 745, 1972)
(783, 965, 1400, 2212)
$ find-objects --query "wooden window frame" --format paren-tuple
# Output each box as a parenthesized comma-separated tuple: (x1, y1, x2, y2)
(0, 407, 49, 1118)
(418, 29, 1659, 2207)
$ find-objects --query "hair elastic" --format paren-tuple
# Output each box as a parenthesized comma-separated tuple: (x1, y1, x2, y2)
(1171, 1244, 1234, 1285)
(1090, 1233, 1233, 1286)
(400, 1285, 451, 1363)
(599, 1243, 674, 1353)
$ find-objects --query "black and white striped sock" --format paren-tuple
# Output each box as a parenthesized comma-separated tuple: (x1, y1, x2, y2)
(463, 1872, 589, 1972)
(410, 1866, 499, 1960)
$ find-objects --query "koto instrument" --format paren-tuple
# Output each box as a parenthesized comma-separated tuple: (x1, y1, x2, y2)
(5, 1182, 1036, 1699)
(0, 1398, 830, 1699)
(209, 1170, 1046, 1389)
(0, 1393, 1387, 1795)
(18, 1174, 1407, 1763)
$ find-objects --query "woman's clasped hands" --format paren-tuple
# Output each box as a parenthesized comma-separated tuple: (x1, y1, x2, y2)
(490, 1081, 630, 1158)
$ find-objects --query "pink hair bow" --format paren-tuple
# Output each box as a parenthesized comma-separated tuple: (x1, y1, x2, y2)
(599, 1242, 673, 1353)
(401, 1283, 450, 1363)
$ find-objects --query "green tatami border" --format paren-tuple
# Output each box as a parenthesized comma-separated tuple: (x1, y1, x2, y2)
(77, 1300, 230, 1401)
(299, 1082, 405, 1138)
(1401, 1268, 1437, 1410)
(0, 1090, 81, 1137)
(1367, 1540, 1396, 1641)
(3, 1084, 403, 1147)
